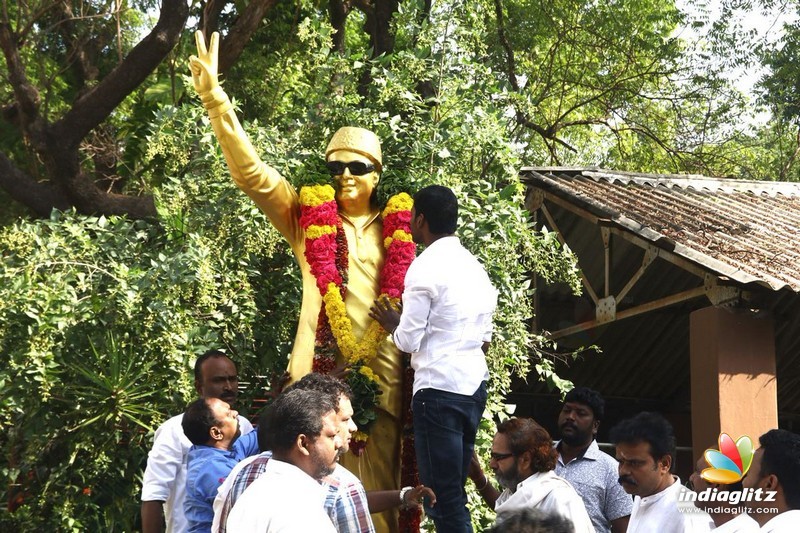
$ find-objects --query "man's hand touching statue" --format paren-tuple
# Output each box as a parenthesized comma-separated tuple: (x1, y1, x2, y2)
(369, 295, 402, 336)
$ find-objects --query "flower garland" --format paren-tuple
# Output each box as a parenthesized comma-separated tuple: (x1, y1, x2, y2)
(299, 184, 416, 454)
(399, 356, 420, 532)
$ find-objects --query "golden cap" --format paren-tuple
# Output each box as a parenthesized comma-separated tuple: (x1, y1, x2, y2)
(325, 127, 382, 170)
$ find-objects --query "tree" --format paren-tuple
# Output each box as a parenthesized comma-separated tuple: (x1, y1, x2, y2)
(0, 0, 188, 217)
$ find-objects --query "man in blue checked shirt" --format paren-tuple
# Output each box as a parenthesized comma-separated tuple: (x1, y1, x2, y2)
(181, 397, 260, 533)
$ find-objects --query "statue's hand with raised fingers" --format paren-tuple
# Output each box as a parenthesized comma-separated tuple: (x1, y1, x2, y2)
(189, 30, 219, 96)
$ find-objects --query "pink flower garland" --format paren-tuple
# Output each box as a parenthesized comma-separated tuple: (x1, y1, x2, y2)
(299, 185, 415, 448)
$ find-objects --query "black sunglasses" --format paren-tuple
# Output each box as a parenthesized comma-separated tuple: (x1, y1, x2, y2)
(490, 451, 515, 461)
(326, 160, 376, 176)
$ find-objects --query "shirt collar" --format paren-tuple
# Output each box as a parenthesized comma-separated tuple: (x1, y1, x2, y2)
(189, 443, 237, 458)
(556, 439, 601, 464)
(421, 234, 459, 253)
(515, 470, 555, 491)
(638, 475, 682, 505)
(761, 510, 800, 532)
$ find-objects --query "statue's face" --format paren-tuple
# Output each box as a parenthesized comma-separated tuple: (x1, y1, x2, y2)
(327, 150, 379, 205)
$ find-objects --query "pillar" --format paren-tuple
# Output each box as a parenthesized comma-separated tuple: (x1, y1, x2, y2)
(689, 306, 778, 463)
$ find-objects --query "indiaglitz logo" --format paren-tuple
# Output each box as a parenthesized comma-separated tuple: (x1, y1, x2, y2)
(701, 433, 754, 484)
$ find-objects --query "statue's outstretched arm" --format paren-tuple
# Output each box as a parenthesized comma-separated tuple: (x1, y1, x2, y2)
(189, 31, 300, 243)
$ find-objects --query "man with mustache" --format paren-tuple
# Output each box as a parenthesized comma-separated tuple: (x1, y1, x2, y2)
(610, 412, 713, 533)
(181, 397, 260, 532)
(225, 388, 344, 531)
(141, 350, 254, 533)
(469, 417, 594, 531)
(212, 373, 435, 533)
(555, 387, 632, 533)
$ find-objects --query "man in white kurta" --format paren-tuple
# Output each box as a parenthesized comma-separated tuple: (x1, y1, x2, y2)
(742, 429, 800, 533)
(626, 476, 714, 533)
(610, 412, 713, 533)
(225, 459, 336, 532)
(140, 351, 254, 533)
(223, 387, 342, 532)
(494, 470, 594, 532)
(466, 417, 594, 532)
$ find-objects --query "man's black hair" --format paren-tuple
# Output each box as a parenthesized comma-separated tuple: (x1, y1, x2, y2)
(256, 406, 272, 452)
(413, 185, 458, 235)
(257, 373, 350, 452)
(758, 429, 800, 509)
(609, 411, 676, 468)
(287, 372, 353, 401)
(259, 388, 338, 453)
(193, 349, 230, 382)
(563, 386, 605, 421)
(182, 398, 218, 445)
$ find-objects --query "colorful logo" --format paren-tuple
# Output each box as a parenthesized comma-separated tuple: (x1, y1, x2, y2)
(701, 433, 754, 484)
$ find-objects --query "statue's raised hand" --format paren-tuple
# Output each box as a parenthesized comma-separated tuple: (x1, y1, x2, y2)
(189, 31, 219, 95)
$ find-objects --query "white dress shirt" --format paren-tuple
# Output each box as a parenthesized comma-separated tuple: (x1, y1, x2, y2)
(393, 236, 497, 396)
(760, 509, 800, 532)
(225, 458, 336, 532)
(211, 452, 266, 532)
(628, 476, 714, 533)
(711, 512, 759, 532)
(140, 413, 254, 533)
(494, 470, 595, 533)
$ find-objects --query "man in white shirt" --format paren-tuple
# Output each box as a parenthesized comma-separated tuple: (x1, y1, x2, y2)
(468, 417, 594, 532)
(225, 387, 343, 531)
(213, 372, 434, 533)
(213, 373, 371, 533)
(371, 185, 497, 532)
(688, 455, 758, 532)
(742, 429, 800, 532)
(140, 350, 254, 533)
(610, 412, 714, 533)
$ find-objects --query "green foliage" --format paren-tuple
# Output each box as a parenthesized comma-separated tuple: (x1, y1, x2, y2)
(0, 103, 302, 528)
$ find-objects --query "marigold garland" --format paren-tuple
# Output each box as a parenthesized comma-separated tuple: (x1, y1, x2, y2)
(300, 185, 416, 453)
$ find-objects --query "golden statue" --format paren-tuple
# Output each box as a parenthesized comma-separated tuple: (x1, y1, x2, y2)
(190, 32, 402, 531)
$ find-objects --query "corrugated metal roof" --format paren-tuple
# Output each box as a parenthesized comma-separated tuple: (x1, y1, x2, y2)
(520, 167, 800, 292)
(515, 166, 800, 435)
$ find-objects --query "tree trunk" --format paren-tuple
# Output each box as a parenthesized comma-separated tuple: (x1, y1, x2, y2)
(0, 0, 189, 219)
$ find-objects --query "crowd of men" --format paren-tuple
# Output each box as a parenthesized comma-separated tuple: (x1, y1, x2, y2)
(141, 352, 800, 533)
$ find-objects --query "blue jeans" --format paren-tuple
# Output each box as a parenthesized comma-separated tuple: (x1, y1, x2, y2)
(413, 382, 487, 533)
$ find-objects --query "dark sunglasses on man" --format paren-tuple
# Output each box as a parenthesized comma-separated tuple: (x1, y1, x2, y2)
(325, 160, 376, 176)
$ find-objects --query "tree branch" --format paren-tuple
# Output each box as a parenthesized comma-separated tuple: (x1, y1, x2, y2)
(218, 0, 280, 74)
(0, 21, 43, 139)
(329, 0, 352, 55)
(201, 0, 229, 40)
(0, 152, 71, 217)
(493, 0, 519, 91)
(56, 0, 189, 146)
